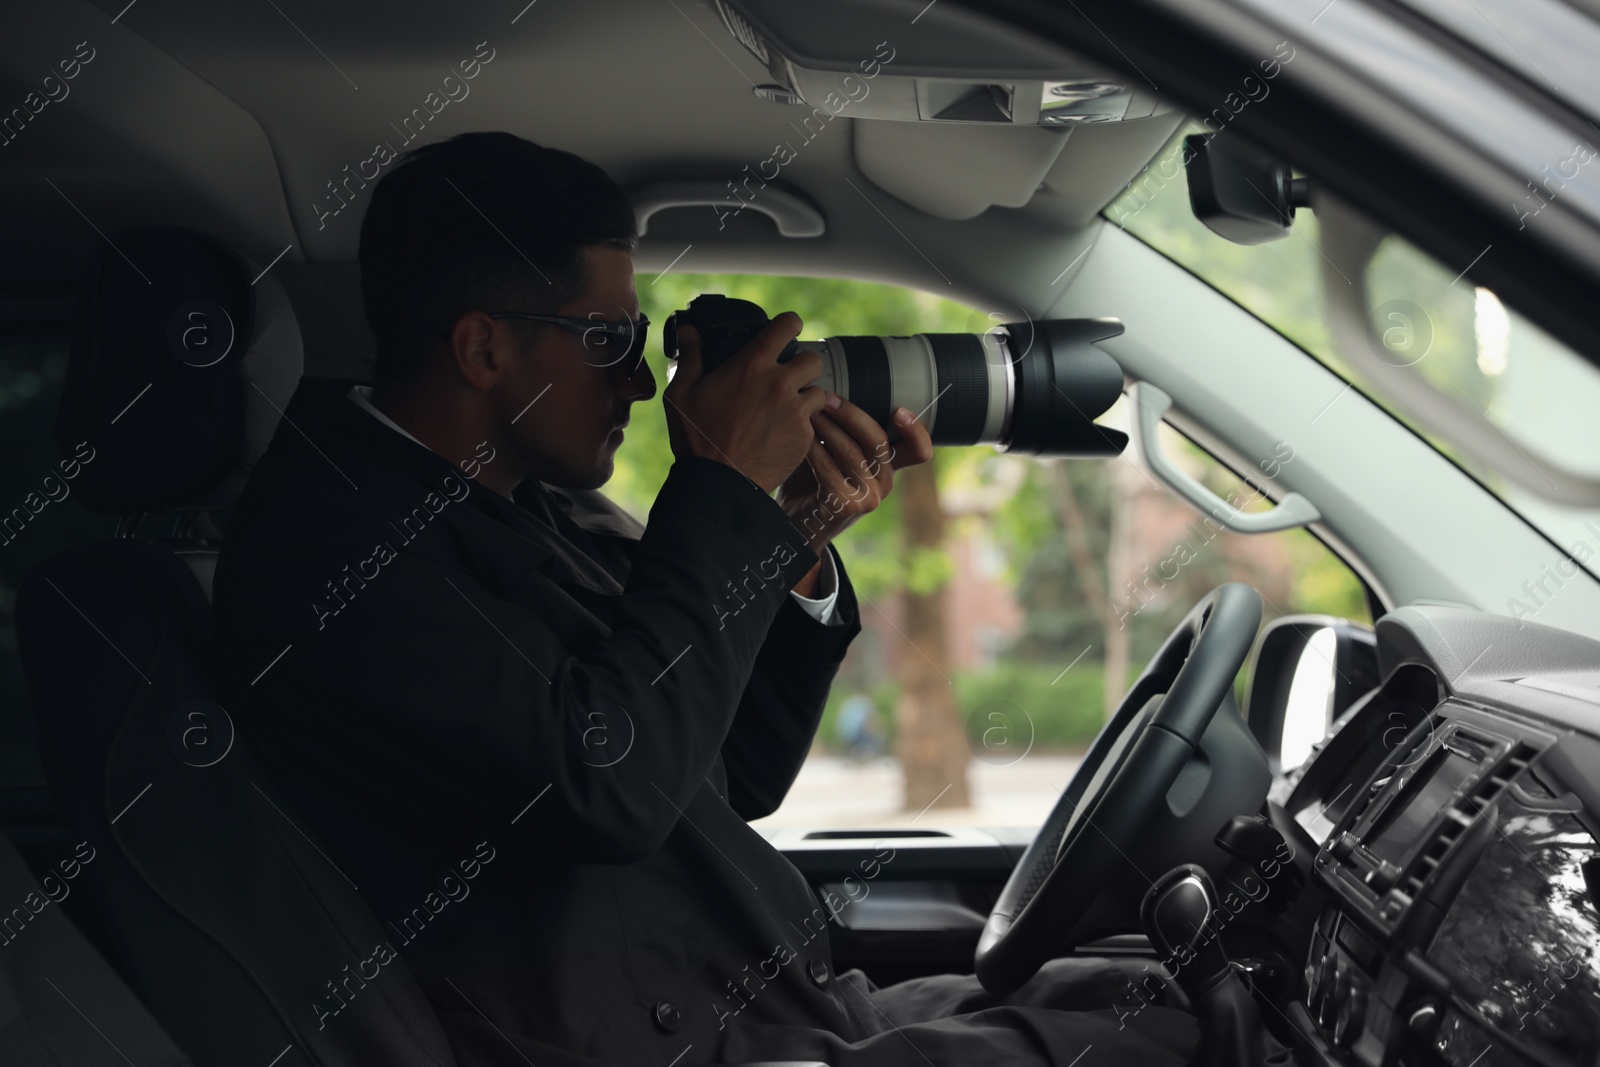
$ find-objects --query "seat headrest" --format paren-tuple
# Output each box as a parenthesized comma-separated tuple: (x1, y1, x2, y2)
(57, 226, 304, 515)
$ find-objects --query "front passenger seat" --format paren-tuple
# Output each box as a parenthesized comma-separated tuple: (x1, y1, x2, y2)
(0, 829, 189, 1066)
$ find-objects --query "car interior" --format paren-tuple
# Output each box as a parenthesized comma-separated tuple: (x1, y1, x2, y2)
(3, 1, 1600, 1066)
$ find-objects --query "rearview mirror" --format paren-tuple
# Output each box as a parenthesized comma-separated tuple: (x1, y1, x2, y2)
(1242, 616, 1379, 774)
(1184, 133, 1311, 245)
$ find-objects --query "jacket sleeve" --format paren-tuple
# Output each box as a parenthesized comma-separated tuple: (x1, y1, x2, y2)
(222, 457, 818, 865)
(719, 547, 862, 821)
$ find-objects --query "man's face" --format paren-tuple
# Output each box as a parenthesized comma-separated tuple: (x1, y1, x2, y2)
(499, 244, 655, 490)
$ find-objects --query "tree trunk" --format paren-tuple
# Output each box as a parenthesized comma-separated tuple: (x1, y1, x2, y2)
(1103, 460, 1137, 719)
(894, 457, 970, 812)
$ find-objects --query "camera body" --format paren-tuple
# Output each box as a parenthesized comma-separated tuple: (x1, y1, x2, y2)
(663, 294, 800, 375)
(664, 293, 1128, 457)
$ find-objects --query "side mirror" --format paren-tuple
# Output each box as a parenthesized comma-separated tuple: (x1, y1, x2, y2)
(1184, 133, 1311, 245)
(1242, 616, 1379, 774)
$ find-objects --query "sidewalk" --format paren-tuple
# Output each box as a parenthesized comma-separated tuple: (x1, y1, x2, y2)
(749, 752, 1084, 830)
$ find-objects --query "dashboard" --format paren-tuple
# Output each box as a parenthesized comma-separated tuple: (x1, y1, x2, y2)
(1268, 606, 1600, 1066)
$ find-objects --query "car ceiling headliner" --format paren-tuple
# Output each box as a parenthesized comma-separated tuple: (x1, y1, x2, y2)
(3, 0, 1179, 315)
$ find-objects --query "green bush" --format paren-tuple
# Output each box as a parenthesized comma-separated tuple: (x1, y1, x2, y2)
(958, 661, 1108, 753)
(816, 660, 1118, 756)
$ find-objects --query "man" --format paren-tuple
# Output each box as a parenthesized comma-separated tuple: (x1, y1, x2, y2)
(213, 132, 1193, 1067)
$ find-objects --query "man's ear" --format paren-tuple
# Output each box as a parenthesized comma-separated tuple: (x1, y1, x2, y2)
(445, 310, 506, 391)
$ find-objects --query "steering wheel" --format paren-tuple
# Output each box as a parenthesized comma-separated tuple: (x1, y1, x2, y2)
(974, 582, 1265, 995)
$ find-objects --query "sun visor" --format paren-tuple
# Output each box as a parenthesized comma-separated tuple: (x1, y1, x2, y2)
(853, 120, 1071, 220)
(712, 0, 1167, 127)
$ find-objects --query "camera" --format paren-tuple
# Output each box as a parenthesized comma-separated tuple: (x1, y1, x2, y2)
(663, 294, 1127, 456)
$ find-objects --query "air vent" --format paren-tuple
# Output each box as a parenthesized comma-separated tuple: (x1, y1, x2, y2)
(1464, 744, 1534, 812)
(1395, 742, 1537, 899)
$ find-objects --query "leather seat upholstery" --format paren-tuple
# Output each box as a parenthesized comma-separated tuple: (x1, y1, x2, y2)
(15, 227, 457, 1067)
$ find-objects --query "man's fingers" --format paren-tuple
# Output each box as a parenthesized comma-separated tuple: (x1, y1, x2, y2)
(821, 397, 891, 481)
(810, 409, 877, 502)
(812, 394, 934, 476)
(798, 384, 832, 419)
(669, 323, 702, 389)
(803, 437, 854, 510)
(887, 407, 934, 470)
(734, 310, 805, 369)
(780, 346, 827, 391)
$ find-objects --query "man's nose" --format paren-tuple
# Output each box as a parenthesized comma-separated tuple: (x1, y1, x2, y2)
(617, 354, 656, 402)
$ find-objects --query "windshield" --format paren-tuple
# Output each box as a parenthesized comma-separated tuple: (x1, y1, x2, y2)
(1107, 124, 1600, 571)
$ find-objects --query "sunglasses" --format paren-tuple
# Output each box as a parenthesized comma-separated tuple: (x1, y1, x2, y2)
(484, 311, 650, 372)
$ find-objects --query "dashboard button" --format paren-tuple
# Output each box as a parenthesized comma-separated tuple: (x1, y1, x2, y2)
(1311, 954, 1336, 1018)
(1335, 979, 1368, 1048)
(1364, 860, 1401, 893)
(1407, 1001, 1441, 1044)
(1321, 955, 1341, 1009)
(1320, 958, 1348, 1029)
(1305, 937, 1327, 1003)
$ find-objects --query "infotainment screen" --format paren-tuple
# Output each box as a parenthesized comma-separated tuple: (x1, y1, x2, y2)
(1363, 746, 1477, 866)
(1282, 680, 1439, 848)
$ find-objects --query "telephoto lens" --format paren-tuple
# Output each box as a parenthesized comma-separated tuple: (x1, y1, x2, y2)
(663, 294, 1128, 457)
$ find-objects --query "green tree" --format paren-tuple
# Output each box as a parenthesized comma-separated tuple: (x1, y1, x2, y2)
(1007, 461, 1110, 661)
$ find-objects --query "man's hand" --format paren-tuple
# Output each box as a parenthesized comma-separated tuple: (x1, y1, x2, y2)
(776, 396, 935, 586)
(662, 313, 830, 494)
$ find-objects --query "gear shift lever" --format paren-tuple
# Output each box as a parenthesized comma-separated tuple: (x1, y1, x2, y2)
(1141, 864, 1232, 998)
(1141, 864, 1269, 1067)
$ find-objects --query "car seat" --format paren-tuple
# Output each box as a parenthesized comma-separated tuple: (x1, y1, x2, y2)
(14, 227, 456, 1067)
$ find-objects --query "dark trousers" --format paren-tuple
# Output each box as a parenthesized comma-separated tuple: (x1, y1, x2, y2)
(718, 957, 1198, 1066)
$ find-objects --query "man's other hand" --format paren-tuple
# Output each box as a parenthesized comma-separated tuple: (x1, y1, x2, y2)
(775, 396, 934, 565)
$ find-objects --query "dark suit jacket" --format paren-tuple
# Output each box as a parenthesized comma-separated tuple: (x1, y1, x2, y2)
(212, 376, 873, 1065)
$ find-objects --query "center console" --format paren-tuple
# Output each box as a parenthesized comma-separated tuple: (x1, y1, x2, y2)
(1315, 703, 1547, 942)
(1277, 658, 1600, 1066)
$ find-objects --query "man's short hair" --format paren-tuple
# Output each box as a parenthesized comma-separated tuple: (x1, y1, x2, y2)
(359, 131, 638, 392)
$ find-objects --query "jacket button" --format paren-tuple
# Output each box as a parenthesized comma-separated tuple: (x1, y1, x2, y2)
(653, 1000, 681, 1033)
(808, 959, 830, 988)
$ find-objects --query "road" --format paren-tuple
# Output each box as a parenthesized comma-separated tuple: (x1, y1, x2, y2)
(749, 752, 1085, 830)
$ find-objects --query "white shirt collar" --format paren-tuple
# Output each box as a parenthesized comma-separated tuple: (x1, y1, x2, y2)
(348, 383, 431, 451)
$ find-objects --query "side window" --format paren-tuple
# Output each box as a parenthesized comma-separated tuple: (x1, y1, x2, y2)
(1000, 400, 1367, 736)
(619, 277, 1368, 830)
(0, 341, 114, 797)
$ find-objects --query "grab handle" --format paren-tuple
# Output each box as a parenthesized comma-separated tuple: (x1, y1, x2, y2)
(1130, 382, 1320, 534)
(631, 181, 825, 238)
